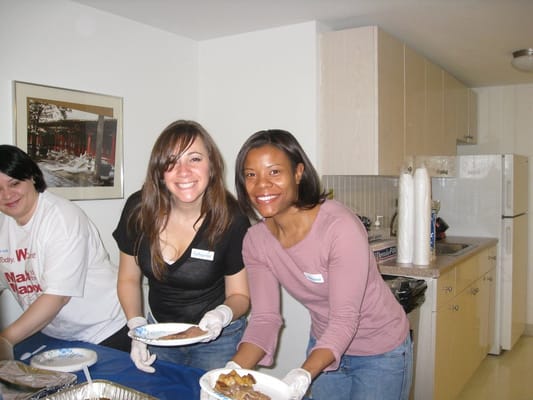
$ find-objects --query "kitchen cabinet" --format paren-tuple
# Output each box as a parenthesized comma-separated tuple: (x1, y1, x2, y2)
(405, 48, 455, 157)
(443, 70, 478, 145)
(426, 61, 456, 155)
(319, 26, 404, 175)
(465, 89, 478, 144)
(320, 26, 475, 176)
(378, 237, 498, 400)
(433, 246, 496, 400)
(404, 46, 426, 156)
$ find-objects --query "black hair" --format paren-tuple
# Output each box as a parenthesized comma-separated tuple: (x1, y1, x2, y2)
(0, 145, 47, 192)
(234, 129, 327, 221)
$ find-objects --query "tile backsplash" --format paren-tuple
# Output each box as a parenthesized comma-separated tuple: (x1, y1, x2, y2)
(322, 175, 399, 233)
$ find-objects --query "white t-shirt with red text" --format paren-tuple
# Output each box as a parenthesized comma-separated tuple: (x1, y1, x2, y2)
(0, 191, 125, 343)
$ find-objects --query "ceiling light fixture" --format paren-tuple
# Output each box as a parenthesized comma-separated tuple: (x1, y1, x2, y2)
(511, 48, 533, 72)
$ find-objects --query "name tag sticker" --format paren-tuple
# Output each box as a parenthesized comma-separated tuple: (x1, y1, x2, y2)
(191, 248, 215, 261)
(304, 272, 324, 283)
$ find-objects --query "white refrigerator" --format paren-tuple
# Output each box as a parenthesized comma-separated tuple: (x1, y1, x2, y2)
(432, 154, 528, 355)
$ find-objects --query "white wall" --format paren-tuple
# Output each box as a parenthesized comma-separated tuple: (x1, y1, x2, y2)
(198, 22, 320, 189)
(0, 0, 198, 324)
(0, 1, 322, 376)
(198, 21, 320, 378)
(0, 0, 198, 264)
(458, 84, 533, 327)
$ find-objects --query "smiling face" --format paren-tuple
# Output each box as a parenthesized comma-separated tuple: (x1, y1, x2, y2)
(243, 144, 303, 219)
(0, 172, 39, 225)
(163, 136, 210, 209)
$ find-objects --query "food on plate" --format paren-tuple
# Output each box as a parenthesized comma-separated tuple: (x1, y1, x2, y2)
(157, 325, 207, 340)
(214, 369, 271, 400)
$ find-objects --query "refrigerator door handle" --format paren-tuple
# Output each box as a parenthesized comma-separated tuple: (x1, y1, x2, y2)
(505, 179, 512, 211)
(504, 224, 512, 256)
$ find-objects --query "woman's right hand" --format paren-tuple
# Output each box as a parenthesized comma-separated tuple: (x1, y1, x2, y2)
(127, 317, 156, 373)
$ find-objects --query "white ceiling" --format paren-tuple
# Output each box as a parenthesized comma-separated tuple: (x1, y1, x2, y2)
(70, 0, 533, 88)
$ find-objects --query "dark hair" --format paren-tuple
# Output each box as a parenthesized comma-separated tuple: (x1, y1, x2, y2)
(131, 120, 237, 279)
(234, 129, 327, 221)
(0, 145, 47, 192)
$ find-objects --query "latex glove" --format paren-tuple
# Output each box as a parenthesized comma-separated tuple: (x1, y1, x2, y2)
(225, 360, 242, 369)
(127, 317, 156, 373)
(0, 335, 14, 360)
(282, 368, 312, 400)
(198, 305, 233, 342)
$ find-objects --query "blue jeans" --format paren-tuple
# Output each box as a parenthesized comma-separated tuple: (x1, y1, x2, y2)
(147, 315, 246, 371)
(307, 333, 413, 400)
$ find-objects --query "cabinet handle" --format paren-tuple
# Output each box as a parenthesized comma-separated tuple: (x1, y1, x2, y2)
(484, 276, 493, 282)
(488, 256, 497, 261)
(470, 287, 480, 295)
(443, 286, 453, 293)
(451, 304, 460, 311)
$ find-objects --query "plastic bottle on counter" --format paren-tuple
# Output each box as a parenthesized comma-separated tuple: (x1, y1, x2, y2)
(369, 215, 387, 241)
(430, 201, 439, 261)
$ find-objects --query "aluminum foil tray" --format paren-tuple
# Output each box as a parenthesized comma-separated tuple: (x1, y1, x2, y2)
(43, 379, 157, 400)
(0, 360, 77, 400)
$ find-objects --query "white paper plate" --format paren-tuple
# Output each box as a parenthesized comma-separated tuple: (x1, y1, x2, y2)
(128, 323, 210, 346)
(30, 348, 97, 372)
(199, 368, 291, 400)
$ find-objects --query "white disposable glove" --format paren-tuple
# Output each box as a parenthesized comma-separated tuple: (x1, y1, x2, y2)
(127, 317, 156, 373)
(198, 304, 233, 342)
(225, 360, 242, 369)
(282, 368, 312, 400)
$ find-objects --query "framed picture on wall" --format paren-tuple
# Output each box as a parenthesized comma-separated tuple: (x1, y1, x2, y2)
(13, 81, 124, 200)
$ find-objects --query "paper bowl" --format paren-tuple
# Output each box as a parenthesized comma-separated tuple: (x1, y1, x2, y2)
(199, 368, 291, 400)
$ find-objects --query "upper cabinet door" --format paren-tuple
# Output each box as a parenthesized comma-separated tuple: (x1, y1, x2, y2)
(319, 26, 379, 175)
(319, 26, 404, 176)
(377, 28, 405, 175)
(319, 26, 475, 175)
(466, 89, 478, 144)
(404, 46, 426, 156)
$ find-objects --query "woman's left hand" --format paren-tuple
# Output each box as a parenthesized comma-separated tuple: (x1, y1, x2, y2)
(282, 368, 312, 400)
(198, 305, 233, 342)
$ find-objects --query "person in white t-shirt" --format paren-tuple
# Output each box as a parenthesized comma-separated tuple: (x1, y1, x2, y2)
(0, 145, 128, 352)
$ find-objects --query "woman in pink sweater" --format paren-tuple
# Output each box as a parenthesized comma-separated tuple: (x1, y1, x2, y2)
(228, 129, 412, 400)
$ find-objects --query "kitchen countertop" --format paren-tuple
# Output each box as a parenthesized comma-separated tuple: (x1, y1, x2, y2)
(378, 236, 498, 279)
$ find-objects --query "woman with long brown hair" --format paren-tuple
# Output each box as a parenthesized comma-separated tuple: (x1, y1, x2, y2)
(113, 120, 250, 372)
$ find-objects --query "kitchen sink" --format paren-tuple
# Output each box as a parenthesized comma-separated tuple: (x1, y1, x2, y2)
(435, 242, 473, 256)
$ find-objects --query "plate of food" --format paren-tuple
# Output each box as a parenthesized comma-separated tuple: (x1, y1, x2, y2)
(199, 368, 291, 400)
(128, 322, 210, 346)
(30, 348, 97, 372)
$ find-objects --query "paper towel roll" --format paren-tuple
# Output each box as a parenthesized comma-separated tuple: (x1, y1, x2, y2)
(413, 166, 431, 265)
(397, 172, 414, 263)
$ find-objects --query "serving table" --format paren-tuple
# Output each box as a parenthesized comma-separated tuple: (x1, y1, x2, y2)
(14, 332, 205, 399)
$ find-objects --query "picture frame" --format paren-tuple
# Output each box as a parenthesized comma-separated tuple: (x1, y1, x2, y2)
(13, 81, 124, 200)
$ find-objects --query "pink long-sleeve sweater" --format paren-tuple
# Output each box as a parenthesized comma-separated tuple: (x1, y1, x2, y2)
(240, 199, 409, 371)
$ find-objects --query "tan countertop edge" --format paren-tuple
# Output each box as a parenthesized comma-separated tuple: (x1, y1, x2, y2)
(378, 236, 499, 279)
